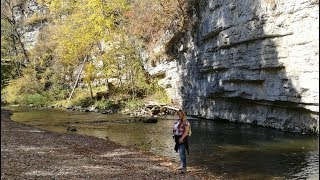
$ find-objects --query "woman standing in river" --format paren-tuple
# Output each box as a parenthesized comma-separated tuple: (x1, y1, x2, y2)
(173, 109, 190, 173)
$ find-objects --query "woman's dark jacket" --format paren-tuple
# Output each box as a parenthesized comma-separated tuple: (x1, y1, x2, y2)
(173, 135, 189, 155)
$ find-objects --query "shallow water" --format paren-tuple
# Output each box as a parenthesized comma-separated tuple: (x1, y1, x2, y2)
(7, 106, 319, 179)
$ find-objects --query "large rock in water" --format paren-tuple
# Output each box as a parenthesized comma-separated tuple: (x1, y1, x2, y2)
(142, 117, 158, 123)
(141, 0, 319, 134)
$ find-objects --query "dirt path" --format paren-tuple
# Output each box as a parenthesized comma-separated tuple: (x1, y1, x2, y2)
(1, 109, 218, 179)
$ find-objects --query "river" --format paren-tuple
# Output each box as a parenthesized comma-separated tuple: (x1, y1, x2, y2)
(6, 106, 319, 179)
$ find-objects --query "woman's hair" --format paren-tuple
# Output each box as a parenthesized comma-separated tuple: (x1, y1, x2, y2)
(177, 109, 186, 119)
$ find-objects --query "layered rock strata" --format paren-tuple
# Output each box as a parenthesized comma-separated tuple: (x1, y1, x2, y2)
(142, 0, 319, 134)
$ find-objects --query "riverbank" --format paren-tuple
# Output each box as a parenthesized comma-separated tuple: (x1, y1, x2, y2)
(1, 109, 218, 179)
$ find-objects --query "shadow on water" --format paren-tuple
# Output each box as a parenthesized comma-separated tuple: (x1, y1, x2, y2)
(164, 0, 319, 179)
(189, 119, 319, 179)
(7, 106, 319, 179)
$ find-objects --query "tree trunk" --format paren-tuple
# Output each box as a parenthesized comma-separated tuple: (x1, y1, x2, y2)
(105, 79, 109, 93)
(89, 81, 93, 99)
(130, 68, 136, 98)
(15, 29, 29, 63)
(117, 61, 122, 88)
(10, 36, 21, 77)
(68, 56, 87, 101)
(7, 1, 30, 63)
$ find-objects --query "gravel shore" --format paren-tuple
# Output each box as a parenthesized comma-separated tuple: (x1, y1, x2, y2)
(1, 109, 217, 179)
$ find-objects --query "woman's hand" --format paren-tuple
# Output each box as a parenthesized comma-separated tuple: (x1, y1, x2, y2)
(179, 137, 184, 143)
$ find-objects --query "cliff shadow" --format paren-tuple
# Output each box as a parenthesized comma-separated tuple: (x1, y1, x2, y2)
(163, 1, 319, 178)
(166, 0, 319, 135)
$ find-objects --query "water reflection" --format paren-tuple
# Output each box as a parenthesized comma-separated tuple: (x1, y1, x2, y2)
(7, 107, 319, 179)
(189, 119, 319, 179)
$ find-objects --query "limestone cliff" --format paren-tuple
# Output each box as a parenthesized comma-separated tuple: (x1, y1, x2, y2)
(13, 0, 47, 50)
(142, 0, 319, 134)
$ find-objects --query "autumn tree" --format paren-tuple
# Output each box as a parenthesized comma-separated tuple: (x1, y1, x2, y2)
(1, 0, 30, 81)
(2, 0, 172, 106)
(39, 0, 129, 99)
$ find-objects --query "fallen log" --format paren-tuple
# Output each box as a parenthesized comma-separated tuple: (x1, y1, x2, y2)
(163, 106, 180, 112)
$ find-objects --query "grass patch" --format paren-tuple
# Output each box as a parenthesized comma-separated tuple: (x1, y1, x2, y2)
(25, 93, 50, 106)
(122, 98, 145, 111)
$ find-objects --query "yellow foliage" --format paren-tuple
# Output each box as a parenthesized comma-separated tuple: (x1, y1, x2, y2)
(25, 12, 48, 26)
(127, 0, 188, 45)
(83, 63, 95, 83)
(2, 73, 43, 104)
(41, 0, 129, 67)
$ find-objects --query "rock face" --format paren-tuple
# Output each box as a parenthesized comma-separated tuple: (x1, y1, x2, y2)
(13, 0, 47, 50)
(142, 0, 319, 134)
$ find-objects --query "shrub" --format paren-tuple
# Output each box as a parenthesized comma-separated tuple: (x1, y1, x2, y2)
(25, 12, 48, 26)
(2, 73, 43, 104)
(94, 99, 115, 109)
(123, 98, 144, 111)
(25, 93, 49, 106)
(47, 85, 69, 101)
(54, 99, 69, 107)
(145, 78, 171, 104)
(95, 99, 108, 109)
(69, 89, 95, 107)
(152, 88, 171, 104)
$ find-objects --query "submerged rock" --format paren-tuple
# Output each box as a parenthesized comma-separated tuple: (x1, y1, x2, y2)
(67, 126, 77, 132)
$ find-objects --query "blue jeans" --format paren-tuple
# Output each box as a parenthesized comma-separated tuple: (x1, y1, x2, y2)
(179, 143, 187, 169)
